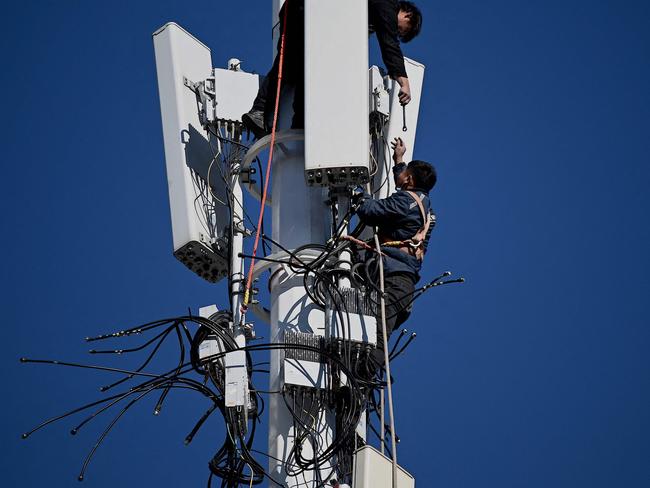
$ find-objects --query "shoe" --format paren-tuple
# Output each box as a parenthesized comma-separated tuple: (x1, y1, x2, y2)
(241, 110, 268, 139)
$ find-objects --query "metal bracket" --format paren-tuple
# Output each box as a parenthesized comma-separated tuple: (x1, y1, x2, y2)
(239, 166, 257, 185)
(233, 221, 252, 237)
(184, 72, 217, 128)
(243, 322, 256, 340)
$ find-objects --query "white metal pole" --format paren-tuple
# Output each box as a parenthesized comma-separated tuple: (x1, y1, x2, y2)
(265, 98, 334, 488)
(231, 150, 245, 327)
(266, 124, 334, 486)
(266, 3, 334, 483)
(224, 132, 250, 419)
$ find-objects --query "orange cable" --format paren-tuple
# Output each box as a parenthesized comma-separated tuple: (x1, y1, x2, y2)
(242, 0, 290, 312)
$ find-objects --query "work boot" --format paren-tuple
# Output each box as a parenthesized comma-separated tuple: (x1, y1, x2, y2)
(241, 110, 268, 139)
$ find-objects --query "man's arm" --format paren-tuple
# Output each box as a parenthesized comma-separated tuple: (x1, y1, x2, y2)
(357, 192, 408, 226)
(395, 77, 411, 105)
(369, 0, 411, 104)
(391, 137, 407, 182)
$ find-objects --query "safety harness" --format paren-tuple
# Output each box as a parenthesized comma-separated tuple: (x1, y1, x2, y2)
(380, 190, 432, 261)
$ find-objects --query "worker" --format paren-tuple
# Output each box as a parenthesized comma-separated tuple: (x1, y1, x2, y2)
(242, 0, 423, 138)
(354, 137, 436, 343)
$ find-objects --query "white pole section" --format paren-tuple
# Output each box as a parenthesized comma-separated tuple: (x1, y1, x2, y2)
(267, 131, 333, 486)
(226, 140, 249, 417)
(266, 3, 334, 486)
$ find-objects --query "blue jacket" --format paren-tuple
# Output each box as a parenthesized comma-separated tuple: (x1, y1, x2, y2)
(356, 169, 434, 279)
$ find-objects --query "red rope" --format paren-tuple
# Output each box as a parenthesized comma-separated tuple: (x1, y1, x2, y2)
(340, 235, 385, 256)
(242, 1, 290, 311)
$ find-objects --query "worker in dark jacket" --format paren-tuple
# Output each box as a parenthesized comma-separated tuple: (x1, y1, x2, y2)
(368, 0, 421, 105)
(242, 0, 423, 138)
(356, 137, 436, 337)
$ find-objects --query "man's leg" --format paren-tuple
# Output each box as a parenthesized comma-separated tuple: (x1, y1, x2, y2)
(242, 72, 272, 138)
(372, 273, 417, 368)
(243, 5, 284, 139)
(243, 1, 304, 136)
(251, 75, 270, 113)
(287, 0, 304, 129)
(383, 273, 416, 334)
(242, 1, 287, 137)
(267, 0, 304, 129)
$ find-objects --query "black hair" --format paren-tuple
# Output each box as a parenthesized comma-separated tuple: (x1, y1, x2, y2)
(398, 1, 423, 43)
(407, 160, 436, 191)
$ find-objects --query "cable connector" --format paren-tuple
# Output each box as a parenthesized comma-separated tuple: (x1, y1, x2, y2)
(244, 323, 256, 340)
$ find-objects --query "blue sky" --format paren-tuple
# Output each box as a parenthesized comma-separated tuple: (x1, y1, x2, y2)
(2, 1, 649, 487)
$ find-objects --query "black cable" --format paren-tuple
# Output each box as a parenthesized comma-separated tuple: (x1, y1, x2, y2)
(389, 333, 417, 361)
(95, 325, 175, 392)
(24, 301, 386, 486)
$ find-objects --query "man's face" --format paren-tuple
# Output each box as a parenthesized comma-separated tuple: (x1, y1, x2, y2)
(397, 11, 412, 38)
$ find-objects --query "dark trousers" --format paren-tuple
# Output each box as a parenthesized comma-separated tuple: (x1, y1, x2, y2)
(383, 273, 416, 333)
(373, 273, 417, 366)
(251, 0, 304, 128)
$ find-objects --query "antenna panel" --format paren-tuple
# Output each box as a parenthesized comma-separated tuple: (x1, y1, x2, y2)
(370, 58, 426, 200)
(386, 57, 425, 163)
(304, 0, 370, 186)
(153, 23, 228, 282)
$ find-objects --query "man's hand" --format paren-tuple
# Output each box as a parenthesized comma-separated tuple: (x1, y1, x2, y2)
(396, 76, 411, 105)
(391, 137, 406, 163)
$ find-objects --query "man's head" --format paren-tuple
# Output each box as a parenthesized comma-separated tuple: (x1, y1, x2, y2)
(397, 1, 423, 43)
(396, 160, 437, 192)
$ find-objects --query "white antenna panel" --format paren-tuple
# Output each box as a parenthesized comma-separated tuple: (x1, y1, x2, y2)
(386, 57, 425, 164)
(373, 57, 426, 199)
(153, 22, 229, 282)
(304, 0, 370, 186)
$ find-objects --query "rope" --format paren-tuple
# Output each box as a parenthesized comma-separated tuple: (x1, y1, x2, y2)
(373, 232, 398, 488)
(242, 1, 290, 312)
(380, 389, 385, 455)
(381, 240, 412, 247)
(339, 234, 385, 255)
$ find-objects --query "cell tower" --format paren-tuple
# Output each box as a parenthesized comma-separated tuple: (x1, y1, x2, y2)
(153, 0, 426, 482)
(21, 1, 462, 486)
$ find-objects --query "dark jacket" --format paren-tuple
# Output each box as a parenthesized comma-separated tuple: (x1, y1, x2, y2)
(368, 0, 408, 79)
(357, 164, 434, 279)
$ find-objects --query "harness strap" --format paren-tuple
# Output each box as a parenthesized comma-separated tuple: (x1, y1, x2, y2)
(405, 191, 431, 246)
(380, 191, 431, 261)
